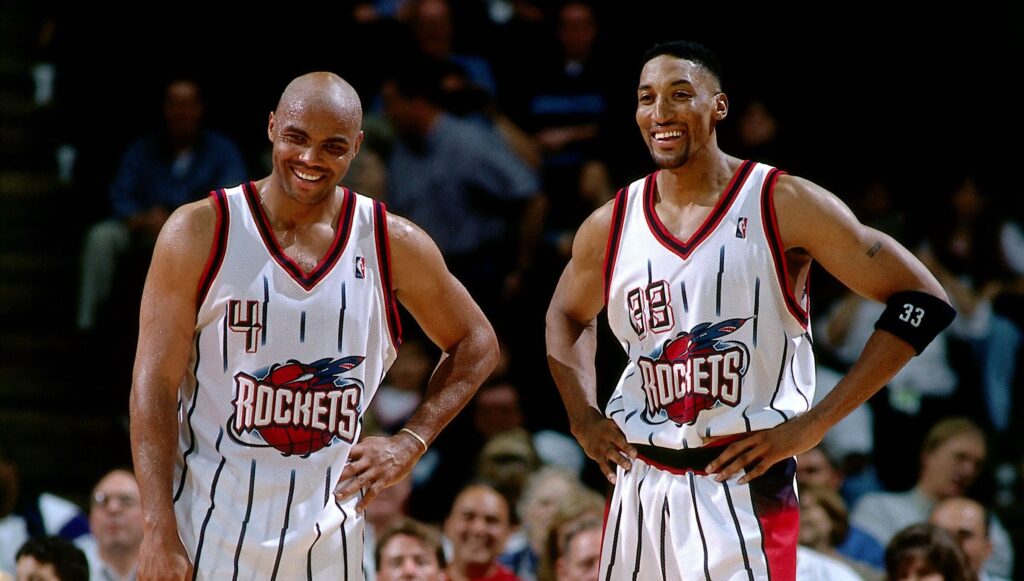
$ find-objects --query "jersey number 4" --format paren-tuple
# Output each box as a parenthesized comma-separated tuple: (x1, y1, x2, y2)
(627, 280, 675, 339)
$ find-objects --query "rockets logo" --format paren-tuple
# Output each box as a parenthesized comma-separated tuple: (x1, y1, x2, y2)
(228, 356, 365, 456)
(639, 318, 751, 426)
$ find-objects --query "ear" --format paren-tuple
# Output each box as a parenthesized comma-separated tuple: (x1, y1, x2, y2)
(352, 130, 364, 157)
(714, 92, 729, 121)
(267, 111, 275, 143)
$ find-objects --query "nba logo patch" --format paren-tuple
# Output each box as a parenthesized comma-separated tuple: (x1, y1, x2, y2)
(355, 256, 366, 279)
(735, 217, 748, 239)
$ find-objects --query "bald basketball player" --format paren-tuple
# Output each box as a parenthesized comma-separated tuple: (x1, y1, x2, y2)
(130, 72, 498, 580)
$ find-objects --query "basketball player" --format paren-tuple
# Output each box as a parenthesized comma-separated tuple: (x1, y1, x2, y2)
(545, 40, 955, 579)
(129, 72, 498, 580)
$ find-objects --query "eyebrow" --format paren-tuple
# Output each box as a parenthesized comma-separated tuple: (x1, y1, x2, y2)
(638, 79, 695, 92)
(280, 124, 351, 144)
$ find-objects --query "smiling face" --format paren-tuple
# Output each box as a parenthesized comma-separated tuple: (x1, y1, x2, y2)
(443, 485, 511, 570)
(267, 73, 364, 206)
(636, 55, 727, 170)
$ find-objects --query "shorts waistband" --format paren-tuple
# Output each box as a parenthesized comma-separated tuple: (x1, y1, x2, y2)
(633, 434, 751, 475)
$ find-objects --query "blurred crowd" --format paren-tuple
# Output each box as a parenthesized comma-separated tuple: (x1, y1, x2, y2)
(2, 1, 1023, 580)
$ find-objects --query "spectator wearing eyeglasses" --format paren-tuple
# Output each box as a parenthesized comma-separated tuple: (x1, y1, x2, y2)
(75, 469, 142, 581)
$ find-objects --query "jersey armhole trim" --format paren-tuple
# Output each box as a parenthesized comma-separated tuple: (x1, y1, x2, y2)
(760, 170, 809, 329)
(602, 187, 629, 305)
(373, 201, 403, 350)
(196, 188, 230, 307)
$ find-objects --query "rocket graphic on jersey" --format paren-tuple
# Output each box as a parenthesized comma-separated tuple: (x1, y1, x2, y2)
(229, 356, 365, 456)
(638, 318, 751, 426)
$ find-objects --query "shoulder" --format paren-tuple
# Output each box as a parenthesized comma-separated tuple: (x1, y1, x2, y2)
(159, 197, 220, 258)
(772, 173, 842, 213)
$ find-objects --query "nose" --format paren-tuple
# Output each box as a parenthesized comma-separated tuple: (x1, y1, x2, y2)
(653, 95, 674, 123)
(298, 146, 318, 164)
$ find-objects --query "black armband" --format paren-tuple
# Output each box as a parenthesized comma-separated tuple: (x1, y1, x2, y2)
(874, 291, 956, 355)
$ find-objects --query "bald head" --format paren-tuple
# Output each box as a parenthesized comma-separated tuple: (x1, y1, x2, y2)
(276, 72, 363, 129)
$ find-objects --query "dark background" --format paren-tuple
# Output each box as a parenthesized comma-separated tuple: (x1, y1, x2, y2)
(1, 0, 1022, 511)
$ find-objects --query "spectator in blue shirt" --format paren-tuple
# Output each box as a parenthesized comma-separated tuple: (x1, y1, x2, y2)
(76, 78, 246, 331)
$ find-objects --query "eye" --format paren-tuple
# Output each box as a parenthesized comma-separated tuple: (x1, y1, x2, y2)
(283, 133, 305, 144)
(325, 143, 347, 156)
(638, 93, 654, 104)
(674, 91, 693, 100)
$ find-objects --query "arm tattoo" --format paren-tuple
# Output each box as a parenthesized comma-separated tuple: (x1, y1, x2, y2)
(866, 241, 883, 258)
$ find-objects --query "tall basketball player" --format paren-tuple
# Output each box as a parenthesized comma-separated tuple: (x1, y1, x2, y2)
(545, 41, 955, 580)
(129, 72, 498, 580)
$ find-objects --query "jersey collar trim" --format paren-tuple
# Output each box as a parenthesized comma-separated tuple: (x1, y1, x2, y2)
(643, 160, 756, 260)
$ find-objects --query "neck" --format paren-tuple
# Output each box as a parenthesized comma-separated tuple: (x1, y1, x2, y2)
(656, 147, 738, 206)
(257, 177, 340, 228)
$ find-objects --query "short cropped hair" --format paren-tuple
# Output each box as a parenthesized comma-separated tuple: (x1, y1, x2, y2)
(16, 536, 89, 581)
(374, 517, 447, 570)
(641, 40, 724, 89)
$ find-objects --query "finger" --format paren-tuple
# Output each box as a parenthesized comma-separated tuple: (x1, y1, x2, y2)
(600, 460, 617, 485)
(705, 438, 757, 474)
(606, 425, 638, 459)
(334, 471, 369, 500)
(356, 479, 385, 512)
(737, 463, 767, 485)
(608, 447, 633, 472)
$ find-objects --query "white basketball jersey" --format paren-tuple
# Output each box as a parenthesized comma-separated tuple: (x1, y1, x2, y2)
(605, 161, 814, 448)
(174, 182, 401, 580)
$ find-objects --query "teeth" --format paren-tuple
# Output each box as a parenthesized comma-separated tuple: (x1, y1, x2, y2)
(294, 169, 322, 181)
(654, 131, 682, 140)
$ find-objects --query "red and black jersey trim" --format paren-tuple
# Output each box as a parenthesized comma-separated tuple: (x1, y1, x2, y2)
(196, 188, 230, 307)
(602, 187, 629, 305)
(242, 182, 355, 292)
(373, 201, 403, 348)
(643, 160, 756, 260)
(760, 170, 809, 329)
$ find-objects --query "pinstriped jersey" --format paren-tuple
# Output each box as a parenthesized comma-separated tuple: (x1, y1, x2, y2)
(604, 161, 814, 449)
(174, 182, 401, 579)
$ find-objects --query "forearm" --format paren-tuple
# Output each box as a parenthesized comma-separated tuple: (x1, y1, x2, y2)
(805, 329, 915, 433)
(402, 327, 498, 444)
(545, 308, 600, 426)
(129, 378, 183, 536)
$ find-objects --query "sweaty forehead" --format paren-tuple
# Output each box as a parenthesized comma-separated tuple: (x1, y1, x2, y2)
(639, 56, 716, 91)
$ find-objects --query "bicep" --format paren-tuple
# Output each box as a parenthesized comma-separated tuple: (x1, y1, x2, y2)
(132, 204, 214, 391)
(389, 216, 492, 352)
(548, 208, 611, 327)
(777, 178, 945, 303)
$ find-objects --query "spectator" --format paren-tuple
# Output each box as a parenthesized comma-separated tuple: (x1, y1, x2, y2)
(444, 483, 521, 581)
(930, 497, 1010, 581)
(799, 484, 884, 579)
(381, 60, 545, 315)
(919, 175, 1023, 436)
(503, 467, 580, 580)
(851, 417, 1014, 579)
(375, 518, 447, 581)
(884, 523, 971, 581)
(0, 450, 88, 576)
(551, 517, 599, 581)
(796, 446, 884, 573)
(14, 537, 88, 581)
(537, 486, 604, 581)
(75, 469, 141, 581)
(364, 475, 415, 581)
(76, 77, 247, 332)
